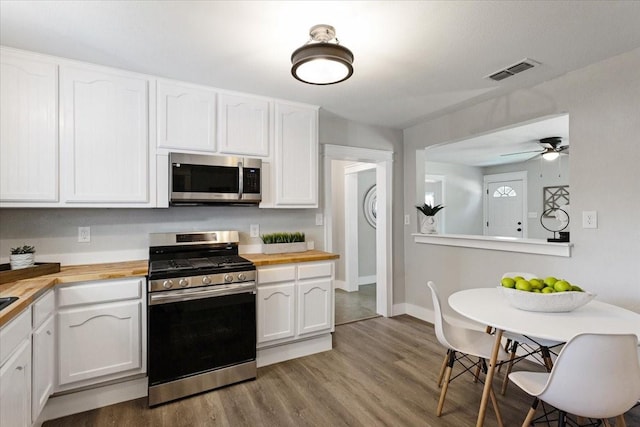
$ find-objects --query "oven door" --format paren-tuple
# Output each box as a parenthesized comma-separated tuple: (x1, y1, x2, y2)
(147, 283, 256, 387)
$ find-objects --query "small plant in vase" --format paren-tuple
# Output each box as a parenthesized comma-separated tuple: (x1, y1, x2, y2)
(416, 204, 444, 234)
(261, 232, 307, 254)
(10, 245, 36, 270)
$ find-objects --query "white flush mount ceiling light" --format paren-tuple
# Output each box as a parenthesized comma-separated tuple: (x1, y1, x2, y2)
(291, 24, 354, 85)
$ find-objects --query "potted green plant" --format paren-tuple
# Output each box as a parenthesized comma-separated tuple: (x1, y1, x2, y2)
(261, 232, 307, 254)
(10, 244, 36, 270)
(416, 203, 444, 234)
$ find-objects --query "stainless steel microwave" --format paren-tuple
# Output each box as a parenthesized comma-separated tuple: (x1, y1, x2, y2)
(169, 153, 261, 205)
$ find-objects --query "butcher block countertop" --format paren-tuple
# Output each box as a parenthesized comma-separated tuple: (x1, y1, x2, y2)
(243, 250, 339, 266)
(0, 252, 338, 328)
(0, 260, 147, 328)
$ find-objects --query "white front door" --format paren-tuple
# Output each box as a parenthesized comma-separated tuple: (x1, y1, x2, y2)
(484, 173, 526, 238)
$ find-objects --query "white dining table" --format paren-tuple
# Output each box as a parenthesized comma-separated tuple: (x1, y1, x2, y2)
(448, 287, 640, 427)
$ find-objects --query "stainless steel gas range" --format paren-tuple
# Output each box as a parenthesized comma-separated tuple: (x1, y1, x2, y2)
(147, 231, 256, 406)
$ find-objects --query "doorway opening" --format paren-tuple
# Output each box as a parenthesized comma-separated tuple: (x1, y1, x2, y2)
(323, 145, 393, 322)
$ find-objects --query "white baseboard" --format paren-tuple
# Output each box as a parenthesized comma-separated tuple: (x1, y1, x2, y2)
(38, 377, 148, 423)
(257, 334, 332, 367)
(334, 279, 348, 291)
(358, 275, 376, 286)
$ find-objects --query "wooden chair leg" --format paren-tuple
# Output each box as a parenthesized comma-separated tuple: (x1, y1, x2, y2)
(501, 341, 519, 395)
(474, 358, 482, 383)
(521, 398, 539, 427)
(615, 414, 627, 427)
(541, 346, 554, 371)
(437, 351, 455, 417)
(489, 386, 504, 427)
(498, 338, 512, 373)
(602, 419, 613, 427)
(437, 350, 449, 387)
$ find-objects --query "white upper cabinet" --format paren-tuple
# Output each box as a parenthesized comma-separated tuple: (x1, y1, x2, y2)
(218, 93, 270, 157)
(0, 49, 58, 203)
(157, 79, 217, 153)
(273, 102, 319, 207)
(60, 64, 151, 204)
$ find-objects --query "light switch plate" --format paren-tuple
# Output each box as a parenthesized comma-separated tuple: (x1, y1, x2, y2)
(315, 213, 323, 226)
(404, 214, 410, 225)
(582, 211, 598, 229)
(250, 224, 260, 238)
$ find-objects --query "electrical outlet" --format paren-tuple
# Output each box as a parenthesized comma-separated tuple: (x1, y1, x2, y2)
(315, 213, 323, 226)
(250, 224, 260, 238)
(78, 226, 91, 243)
(582, 211, 598, 229)
(404, 214, 410, 225)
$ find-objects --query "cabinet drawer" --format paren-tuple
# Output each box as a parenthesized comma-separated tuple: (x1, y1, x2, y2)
(258, 266, 296, 285)
(33, 290, 55, 328)
(297, 262, 332, 280)
(57, 278, 143, 307)
(0, 306, 32, 366)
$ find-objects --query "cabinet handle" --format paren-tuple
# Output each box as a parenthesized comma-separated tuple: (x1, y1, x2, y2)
(16, 366, 24, 371)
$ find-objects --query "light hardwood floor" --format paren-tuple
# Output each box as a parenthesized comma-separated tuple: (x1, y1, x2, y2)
(335, 283, 378, 325)
(45, 315, 640, 426)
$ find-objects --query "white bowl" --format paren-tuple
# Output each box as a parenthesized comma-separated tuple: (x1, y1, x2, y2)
(498, 286, 596, 312)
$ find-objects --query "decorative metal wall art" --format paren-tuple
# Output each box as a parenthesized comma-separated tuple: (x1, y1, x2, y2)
(543, 185, 570, 217)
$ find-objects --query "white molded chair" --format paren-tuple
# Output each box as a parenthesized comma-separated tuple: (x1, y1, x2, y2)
(499, 272, 564, 395)
(427, 281, 510, 422)
(509, 333, 640, 427)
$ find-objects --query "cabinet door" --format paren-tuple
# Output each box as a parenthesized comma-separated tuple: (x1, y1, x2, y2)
(57, 300, 142, 386)
(274, 103, 318, 207)
(297, 278, 332, 336)
(157, 79, 216, 152)
(32, 315, 54, 422)
(257, 283, 295, 344)
(0, 50, 58, 203)
(60, 65, 149, 203)
(0, 339, 31, 427)
(218, 93, 270, 157)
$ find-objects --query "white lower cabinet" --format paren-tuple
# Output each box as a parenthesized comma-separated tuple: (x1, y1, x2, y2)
(32, 290, 55, 423)
(32, 315, 54, 422)
(55, 278, 145, 392)
(0, 308, 32, 427)
(257, 261, 334, 348)
(257, 283, 295, 343)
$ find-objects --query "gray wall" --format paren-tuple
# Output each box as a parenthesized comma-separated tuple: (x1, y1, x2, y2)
(320, 111, 405, 304)
(403, 47, 640, 316)
(358, 169, 376, 278)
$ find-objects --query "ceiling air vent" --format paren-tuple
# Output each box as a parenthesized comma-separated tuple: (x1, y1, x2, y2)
(486, 58, 539, 82)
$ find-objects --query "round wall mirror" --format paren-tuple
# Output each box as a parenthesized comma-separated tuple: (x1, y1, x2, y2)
(364, 185, 377, 228)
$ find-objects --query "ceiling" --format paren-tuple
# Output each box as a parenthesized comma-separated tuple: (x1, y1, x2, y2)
(1, 1, 640, 130)
(425, 114, 569, 167)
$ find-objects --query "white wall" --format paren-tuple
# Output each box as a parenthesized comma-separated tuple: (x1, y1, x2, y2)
(403, 48, 640, 317)
(0, 206, 322, 265)
(320, 110, 405, 304)
(425, 161, 484, 235)
(358, 169, 376, 279)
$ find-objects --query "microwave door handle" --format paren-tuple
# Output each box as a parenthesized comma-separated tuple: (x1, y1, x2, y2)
(238, 161, 243, 200)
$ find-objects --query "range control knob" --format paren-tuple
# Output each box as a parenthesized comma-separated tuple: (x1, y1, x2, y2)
(162, 280, 173, 289)
(179, 278, 189, 288)
(238, 273, 246, 281)
(202, 276, 211, 285)
(224, 274, 234, 283)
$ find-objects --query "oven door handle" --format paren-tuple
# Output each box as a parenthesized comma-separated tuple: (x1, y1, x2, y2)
(148, 282, 256, 305)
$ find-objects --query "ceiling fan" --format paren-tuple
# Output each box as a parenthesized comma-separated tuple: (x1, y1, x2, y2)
(501, 136, 569, 160)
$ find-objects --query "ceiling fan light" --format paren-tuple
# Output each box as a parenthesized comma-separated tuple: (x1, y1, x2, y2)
(291, 25, 354, 85)
(542, 151, 560, 161)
